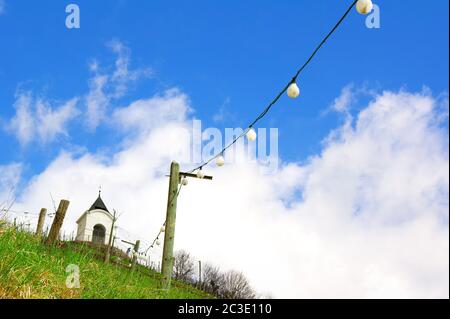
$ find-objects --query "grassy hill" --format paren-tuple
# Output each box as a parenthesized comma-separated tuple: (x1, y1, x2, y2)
(0, 224, 211, 299)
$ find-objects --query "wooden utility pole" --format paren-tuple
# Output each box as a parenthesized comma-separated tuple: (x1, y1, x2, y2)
(161, 161, 180, 289)
(35, 208, 47, 236)
(45, 200, 70, 245)
(161, 161, 213, 290)
(104, 210, 117, 263)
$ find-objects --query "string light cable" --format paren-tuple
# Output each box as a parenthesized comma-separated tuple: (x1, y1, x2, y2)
(187, 0, 373, 174)
(1, 1, 374, 263)
(142, 0, 370, 254)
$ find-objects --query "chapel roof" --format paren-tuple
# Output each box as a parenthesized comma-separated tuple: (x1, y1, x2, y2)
(89, 191, 109, 212)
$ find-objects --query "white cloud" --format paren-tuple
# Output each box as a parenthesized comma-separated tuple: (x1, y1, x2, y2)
(85, 74, 109, 131)
(112, 88, 191, 134)
(35, 98, 79, 143)
(4, 40, 152, 142)
(108, 39, 152, 98)
(0, 40, 151, 145)
(6, 93, 79, 145)
(0, 0, 5, 16)
(0, 163, 21, 209)
(5, 87, 449, 299)
(84, 40, 152, 130)
(7, 94, 34, 145)
(213, 97, 235, 123)
(330, 84, 355, 115)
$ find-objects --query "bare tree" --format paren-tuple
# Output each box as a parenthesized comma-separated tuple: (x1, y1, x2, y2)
(199, 263, 224, 296)
(173, 250, 195, 282)
(172, 252, 257, 299)
(221, 270, 255, 299)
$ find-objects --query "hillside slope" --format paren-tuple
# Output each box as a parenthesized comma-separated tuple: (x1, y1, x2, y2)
(0, 225, 210, 299)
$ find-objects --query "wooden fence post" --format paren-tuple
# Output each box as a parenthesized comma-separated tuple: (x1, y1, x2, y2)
(45, 200, 70, 245)
(36, 208, 47, 236)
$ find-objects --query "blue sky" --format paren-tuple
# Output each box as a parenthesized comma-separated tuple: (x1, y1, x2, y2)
(1, 0, 448, 178)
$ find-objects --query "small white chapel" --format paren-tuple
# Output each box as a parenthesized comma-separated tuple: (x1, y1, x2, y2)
(75, 191, 114, 245)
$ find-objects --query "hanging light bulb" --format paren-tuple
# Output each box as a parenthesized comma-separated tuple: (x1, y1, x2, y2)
(181, 177, 189, 186)
(246, 127, 257, 142)
(287, 82, 300, 99)
(216, 154, 225, 167)
(160, 227, 165, 233)
(156, 240, 161, 246)
(356, 0, 373, 15)
(196, 168, 205, 179)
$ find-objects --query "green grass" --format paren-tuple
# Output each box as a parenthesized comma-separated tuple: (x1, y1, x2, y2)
(0, 224, 211, 299)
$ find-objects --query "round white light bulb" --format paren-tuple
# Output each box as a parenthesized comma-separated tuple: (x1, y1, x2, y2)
(287, 82, 300, 99)
(356, 0, 373, 15)
(160, 227, 165, 233)
(216, 155, 225, 167)
(197, 169, 205, 179)
(156, 240, 161, 246)
(181, 178, 189, 186)
(246, 128, 257, 142)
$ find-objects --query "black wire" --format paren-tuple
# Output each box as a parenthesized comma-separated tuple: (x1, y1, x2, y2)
(188, 0, 358, 173)
(292, 0, 358, 81)
(48, 1, 359, 259)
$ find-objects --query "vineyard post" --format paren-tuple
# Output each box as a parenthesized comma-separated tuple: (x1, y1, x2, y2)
(36, 208, 47, 236)
(45, 200, 70, 245)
